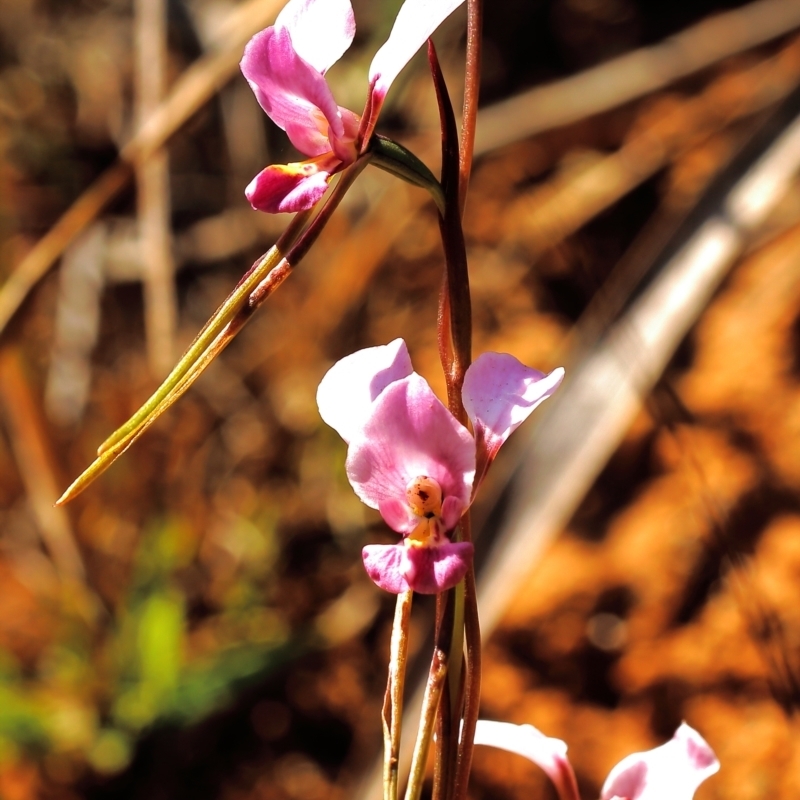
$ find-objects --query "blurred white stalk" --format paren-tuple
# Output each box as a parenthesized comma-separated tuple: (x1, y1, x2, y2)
(136, 0, 178, 378)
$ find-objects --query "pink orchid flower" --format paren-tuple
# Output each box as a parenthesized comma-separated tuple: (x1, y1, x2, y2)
(316, 340, 564, 594)
(473, 720, 719, 800)
(240, 0, 464, 213)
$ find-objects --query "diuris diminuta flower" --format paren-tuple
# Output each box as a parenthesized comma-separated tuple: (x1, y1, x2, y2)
(316, 340, 564, 594)
(241, 0, 465, 213)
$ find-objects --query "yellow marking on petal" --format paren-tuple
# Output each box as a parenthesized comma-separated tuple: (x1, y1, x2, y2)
(272, 155, 332, 178)
(406, 476, 443, 518)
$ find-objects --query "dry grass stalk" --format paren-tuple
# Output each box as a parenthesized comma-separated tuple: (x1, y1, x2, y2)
(0, 348, 85, 581)
(506, 38, 800, 255)
(0, 0, 284, 338)
(476, 0, 800, 153)
(136, 0, 178, 378)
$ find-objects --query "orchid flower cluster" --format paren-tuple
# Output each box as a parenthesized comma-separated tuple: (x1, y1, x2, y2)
(237, 0, 721, 797)
(317, 339, 563, 594)
(58, 0, 722, 796)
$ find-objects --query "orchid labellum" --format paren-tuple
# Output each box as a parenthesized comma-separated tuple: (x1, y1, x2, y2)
(317, 339, 563, 593)
(240, 0, 464, 213)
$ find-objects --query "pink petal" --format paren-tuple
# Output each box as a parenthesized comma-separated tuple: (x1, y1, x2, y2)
(440, 495, 464, 531)
(362, 542, 473, 594)
(316, 339, 413, 444)
(241, 26, 343, 156)
(473, 721, 580, 800)
(345, 374, 475, 512)
(601, 723, 719, 800)
(330, 106, 361, 163)
(362, 544, 411, 593)
(367, 0, 465, 115)
(245, 157, 337, 213)
(402, 541, 473, 593)
(275, 0, 355, 74)
(378, 497, 417, 534)
(463, 353, 564, 487)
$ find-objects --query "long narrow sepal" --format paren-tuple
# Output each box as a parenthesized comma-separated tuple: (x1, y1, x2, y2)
(58, 158, 371, 506)
(56, 257, 294, 505)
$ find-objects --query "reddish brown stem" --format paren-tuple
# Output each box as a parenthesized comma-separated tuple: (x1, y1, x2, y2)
(429, 41, 472, 415)
(458, 0, 483, 216)
(428, 38, 481, 800)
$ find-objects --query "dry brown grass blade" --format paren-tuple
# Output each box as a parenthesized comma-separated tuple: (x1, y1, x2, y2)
(0, 0, 284, 338)
(504, 38, 800, 255)
(476, 0, 800, 154)
(0, 348, 85, 581)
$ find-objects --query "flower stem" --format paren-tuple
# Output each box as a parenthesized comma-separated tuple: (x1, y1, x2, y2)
(384, 590, 413, 800)
(458, 0, 483, 216)
(451, 524, 481, 800)
(404, 594, 453, 800)
(428, 35, 484, 800)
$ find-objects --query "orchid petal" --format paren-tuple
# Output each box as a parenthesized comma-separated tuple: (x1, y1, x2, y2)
(316, 339, 413, 444)
(601, 723, 719, 800)
(245, 157, 337, 213)
(378, 497, 417, 534)
(402, 541, 473, 593)
(362, 544, 412, 593)
(363, 541, 473, 594)
(463, 353, 564, 486)
(345, 373, 475, 512)
(241, 26, 343, 156)
(473, 721, 580, 800)
(329, 106, 361, 163)
(368, 0, 465, 112)
(275, 0, 355, 74)
(440, 495, 464, 531)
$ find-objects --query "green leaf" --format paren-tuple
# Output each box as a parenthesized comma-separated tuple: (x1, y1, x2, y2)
(370, 135, 445, 215)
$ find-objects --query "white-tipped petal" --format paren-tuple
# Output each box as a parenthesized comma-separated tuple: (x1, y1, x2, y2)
(601, 723, 720, 800)
(316, 339, 413, 444)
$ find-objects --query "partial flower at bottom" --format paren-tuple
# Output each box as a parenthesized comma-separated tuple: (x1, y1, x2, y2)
(316, 339, 564, 594)
(473, 719, 719, 800)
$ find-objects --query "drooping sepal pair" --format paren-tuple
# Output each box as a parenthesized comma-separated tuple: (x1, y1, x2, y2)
(241, 0, 465, 213)
(317, 339, 563, 593)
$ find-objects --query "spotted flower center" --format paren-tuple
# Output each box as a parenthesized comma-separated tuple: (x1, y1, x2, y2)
(405, 476, 445, 547)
